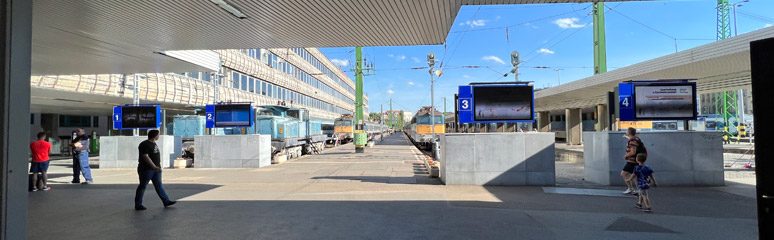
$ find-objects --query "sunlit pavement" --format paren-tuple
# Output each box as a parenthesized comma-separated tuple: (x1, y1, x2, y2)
(28, 134, 757, 240)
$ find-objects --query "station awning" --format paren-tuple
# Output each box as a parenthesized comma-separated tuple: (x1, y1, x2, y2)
(534, 27, 774, 112)
(32, 0, 642, 75)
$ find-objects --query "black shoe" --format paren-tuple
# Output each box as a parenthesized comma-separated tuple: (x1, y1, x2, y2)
(135, 206, 147, 211)
(71, 180, 80, 184)
(164, 201, 177, 207)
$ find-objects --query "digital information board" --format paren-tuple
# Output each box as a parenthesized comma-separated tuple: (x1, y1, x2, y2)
(457, 85, 535, 124)
(113, 105, 162, 130)
(205, 104, 253, 128)
(619, 81, 697, 121)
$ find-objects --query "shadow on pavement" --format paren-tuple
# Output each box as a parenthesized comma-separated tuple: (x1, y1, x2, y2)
(27, 183, 758, 240)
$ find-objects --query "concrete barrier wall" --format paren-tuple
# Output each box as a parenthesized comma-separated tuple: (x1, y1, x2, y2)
(195, 135, 271, 168)
(440, 133, 555, 186)
(583, 131, 724, 186)
(100, 136, 181, 168)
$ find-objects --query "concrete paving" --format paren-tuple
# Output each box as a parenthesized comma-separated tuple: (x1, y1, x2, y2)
(28, 133, 758, 239)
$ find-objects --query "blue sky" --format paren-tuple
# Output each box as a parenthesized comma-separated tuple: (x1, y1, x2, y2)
(319, 0, 774, 115)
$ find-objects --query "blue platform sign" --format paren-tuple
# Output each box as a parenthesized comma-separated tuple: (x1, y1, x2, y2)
(205, 105, 215, 128)
(205, 104, 253, 128)
(618, 83, 635, 121)
(618, 81, 697, 121)
(113, 106, 122, 129)
(457, 84, 535, 124)
(112, 105, 162, 130)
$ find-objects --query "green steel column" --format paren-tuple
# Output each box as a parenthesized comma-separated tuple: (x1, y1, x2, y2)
(716, 0, 736, 140)
(593, 2, 607, 75)
(354, 47, 366, 152)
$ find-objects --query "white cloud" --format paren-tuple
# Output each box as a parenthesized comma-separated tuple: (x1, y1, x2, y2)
(461, 19, 488, 28)
(552, 18, 586, 29)
(537, 48, 555, 54)
(330, 59, 349, 67)
(412, 57, 420, 63)
(386, 89, 395, 95)
(408, 81, 415, 86)
(463, 75, 475, 80)
(388, 54, 406, 61)
(766, 24, 773, 28)
(525, 23, 539, 29)
(482, 56, 505, 65)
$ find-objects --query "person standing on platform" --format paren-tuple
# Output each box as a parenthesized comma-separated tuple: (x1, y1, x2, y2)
(135, 130, 176, 210)
(30, 132, 52, 191)
(71, 128, 93, 184)
(622, 127, 646, 195)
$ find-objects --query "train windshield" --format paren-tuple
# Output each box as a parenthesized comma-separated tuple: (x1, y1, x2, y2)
(335, 120, 352, 126)
(322, 125, 334, 130)
(416, 115, 444, 124)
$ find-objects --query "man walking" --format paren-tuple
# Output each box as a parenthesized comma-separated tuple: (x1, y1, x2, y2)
(135, 130, 176, 210)
(622, 127, 646, 194)
(71, 128, 93, 184)
(30, 132, 52, 191)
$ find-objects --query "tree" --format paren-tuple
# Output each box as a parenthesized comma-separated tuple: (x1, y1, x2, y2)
(368, 112, 380, 123)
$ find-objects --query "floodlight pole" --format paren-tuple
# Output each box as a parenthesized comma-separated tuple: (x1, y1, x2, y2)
(428, 52, 437, 159)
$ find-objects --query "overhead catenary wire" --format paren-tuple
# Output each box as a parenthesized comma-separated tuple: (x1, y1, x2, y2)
(440, 6, 482, 70)
(449, 6, 593, 34)
(606, 4, 714, 53)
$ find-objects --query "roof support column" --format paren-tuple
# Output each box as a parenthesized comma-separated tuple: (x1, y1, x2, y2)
(537, 112, 550, 132)
(596, 104, 608, 131)
(1, 0, 32, 238)
(565, 108, 581, 145)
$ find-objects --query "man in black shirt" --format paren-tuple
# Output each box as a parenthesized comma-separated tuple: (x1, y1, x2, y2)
(70, 128, 93, 184)
(134, 130, 176, 210)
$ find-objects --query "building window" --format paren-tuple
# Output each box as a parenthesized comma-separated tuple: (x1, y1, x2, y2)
(232, 72, 239, 89)
(241, 75, 248, 91)
(93, 116, 99, 127)
(187, 72, 199, 80)
(59, 115, 92, 128)
(201, 73, 211, 82)
(249, 77, 255, 93)
(30, 114, 34, 124)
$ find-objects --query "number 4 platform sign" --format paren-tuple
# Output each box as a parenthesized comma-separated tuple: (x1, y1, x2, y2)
(619, 83, 635, 121)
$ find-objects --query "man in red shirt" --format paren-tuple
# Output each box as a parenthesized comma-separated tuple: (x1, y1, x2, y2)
(30, 132, 52, 191)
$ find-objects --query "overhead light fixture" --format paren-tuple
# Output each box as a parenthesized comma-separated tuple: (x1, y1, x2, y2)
(210, 0, 248, 19)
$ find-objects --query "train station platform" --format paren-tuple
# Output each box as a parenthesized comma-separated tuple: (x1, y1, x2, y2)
(28, 133, 757, 239)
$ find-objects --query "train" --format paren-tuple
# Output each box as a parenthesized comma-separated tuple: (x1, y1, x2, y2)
(332, 114, 391, 144)
(170, 105, 330, 161)
(252, 105, 327, 159)
(404, 106, 445, 150)
(333, 114, 355, 143)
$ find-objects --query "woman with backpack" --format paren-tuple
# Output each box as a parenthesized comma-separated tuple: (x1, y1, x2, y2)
(622, 127, 647, 195)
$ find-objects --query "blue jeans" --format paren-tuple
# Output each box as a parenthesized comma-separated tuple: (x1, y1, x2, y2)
(134, 169, 171, 207)
(72, 152, 93, 182)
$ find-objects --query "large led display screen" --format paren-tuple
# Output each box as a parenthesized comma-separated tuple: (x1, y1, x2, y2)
(214, 104, 252, 127)
(634, 84, 696, 119)
(121, 106, 159, 129)
(472, 85, 534, 121)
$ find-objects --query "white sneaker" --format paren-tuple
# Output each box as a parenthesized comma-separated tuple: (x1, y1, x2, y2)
(623, 189, 633, 194)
